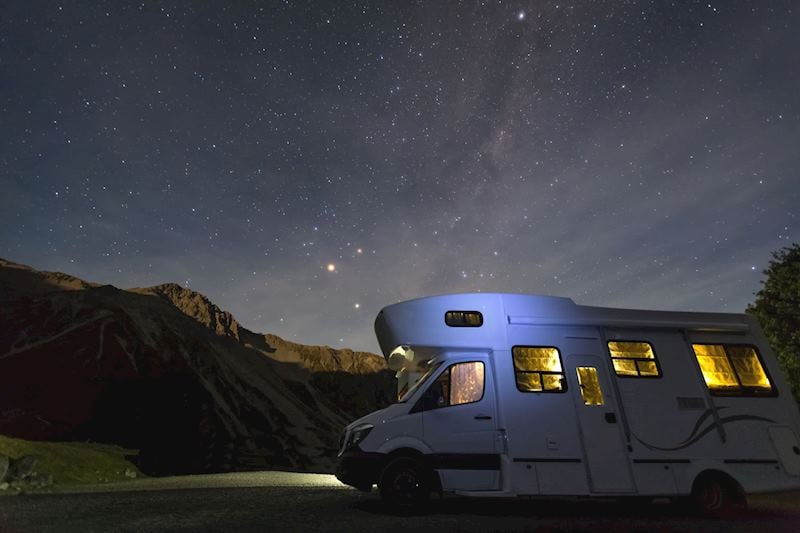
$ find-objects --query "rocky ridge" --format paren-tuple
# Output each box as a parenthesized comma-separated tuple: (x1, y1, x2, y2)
(0, 258, 394, 475)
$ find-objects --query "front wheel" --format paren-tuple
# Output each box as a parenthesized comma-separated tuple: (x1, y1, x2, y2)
(378, 456, 431, 510)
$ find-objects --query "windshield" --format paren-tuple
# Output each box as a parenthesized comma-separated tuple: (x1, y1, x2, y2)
(397, 361, 443, 403)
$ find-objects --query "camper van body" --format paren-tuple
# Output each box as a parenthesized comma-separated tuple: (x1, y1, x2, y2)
(336, 293, 800, 502)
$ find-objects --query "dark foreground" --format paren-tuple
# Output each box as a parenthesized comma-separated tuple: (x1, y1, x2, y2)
(1, 472, 799, 533)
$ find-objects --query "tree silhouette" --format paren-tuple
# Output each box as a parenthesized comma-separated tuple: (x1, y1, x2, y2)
(747, 243, 800, 405)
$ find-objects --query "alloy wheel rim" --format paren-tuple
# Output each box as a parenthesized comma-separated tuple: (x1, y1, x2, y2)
(701, 481, 723, 510)
(392, 468, 421, 500)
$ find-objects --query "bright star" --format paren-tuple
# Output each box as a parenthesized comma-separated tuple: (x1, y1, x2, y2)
(326, 263, 336, 272)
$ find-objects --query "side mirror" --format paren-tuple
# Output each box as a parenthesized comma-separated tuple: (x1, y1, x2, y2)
(422, 391, 440, 411)
(409, 369, 449, 413)
(410, 391, 433, 413)
(411, 389, 444, 413)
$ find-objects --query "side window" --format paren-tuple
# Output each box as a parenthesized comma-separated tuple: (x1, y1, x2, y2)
(419, 361, 485, 410)
(445, 310, 483, 327)
(607, 341, 661, 377)
(512, 346, 566, 392)
(692, 344, 774, 396)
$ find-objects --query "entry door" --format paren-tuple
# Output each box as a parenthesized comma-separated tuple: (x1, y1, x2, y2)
(567, 354, 635, 493)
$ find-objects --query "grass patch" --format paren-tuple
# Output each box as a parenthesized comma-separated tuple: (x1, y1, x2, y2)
(0, 434, 142, 485)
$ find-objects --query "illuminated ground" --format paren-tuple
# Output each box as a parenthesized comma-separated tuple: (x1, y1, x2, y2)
(1, 472, 799, 532)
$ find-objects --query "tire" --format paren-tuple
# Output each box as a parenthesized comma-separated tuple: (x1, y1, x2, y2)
(691, 473, 746, 518)
(378, 456, 431, 510)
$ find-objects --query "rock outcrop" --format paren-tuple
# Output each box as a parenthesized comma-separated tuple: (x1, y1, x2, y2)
(0, 454, 9, 483)
(0, 455, 53, 492)
(132, 283, 243, 340)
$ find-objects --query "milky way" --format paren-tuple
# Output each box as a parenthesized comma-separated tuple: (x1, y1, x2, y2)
(1, 2, 798, 353)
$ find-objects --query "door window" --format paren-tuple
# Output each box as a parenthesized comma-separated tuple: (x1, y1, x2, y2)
(415, 361, 485, 411)
(576, 367, 605, 406)
(450, 362, 485, 405)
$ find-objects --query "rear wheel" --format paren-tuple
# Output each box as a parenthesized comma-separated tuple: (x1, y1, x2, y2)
(378, 456, 430, 510)
(691, 473, 746, 517)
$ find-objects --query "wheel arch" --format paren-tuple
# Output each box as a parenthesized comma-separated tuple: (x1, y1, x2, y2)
(691, 469, 745, 503)
(376, 435, 432, 455)
(676, 461, 739, 493)
(386, 447, 425, 459)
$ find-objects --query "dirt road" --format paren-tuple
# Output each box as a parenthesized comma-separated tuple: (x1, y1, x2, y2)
(1, 472, 798, 532)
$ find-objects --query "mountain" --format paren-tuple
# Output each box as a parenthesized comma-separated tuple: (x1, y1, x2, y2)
(0, 258, 394, 475)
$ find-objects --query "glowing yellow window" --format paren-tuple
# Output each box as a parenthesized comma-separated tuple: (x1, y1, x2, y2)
(726, 346, 771, 390)
(692, 344, 738, 390)
(692, 344, 773, 395)
(512, 346, 565, 392)
(576, 367, 605, 406)
(607, 341, 660, 377)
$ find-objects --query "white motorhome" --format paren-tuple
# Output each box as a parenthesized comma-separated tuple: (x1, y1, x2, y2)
(335, 293, 800, 513)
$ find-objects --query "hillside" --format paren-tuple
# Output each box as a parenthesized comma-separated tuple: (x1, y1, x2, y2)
(0, 258, 394, 475)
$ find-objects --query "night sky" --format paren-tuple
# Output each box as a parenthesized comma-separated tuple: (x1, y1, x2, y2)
(1, 2, 798, 353)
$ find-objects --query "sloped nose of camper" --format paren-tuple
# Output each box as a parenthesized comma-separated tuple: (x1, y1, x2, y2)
(374, 309, 395, 358)
(373, 293, 509, 362)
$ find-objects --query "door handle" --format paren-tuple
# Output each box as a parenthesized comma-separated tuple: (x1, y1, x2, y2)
(474, 414, 492, 420)
(604, 412, 617, 424)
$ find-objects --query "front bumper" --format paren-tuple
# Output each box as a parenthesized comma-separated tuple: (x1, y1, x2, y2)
(335, 447, 386, 492)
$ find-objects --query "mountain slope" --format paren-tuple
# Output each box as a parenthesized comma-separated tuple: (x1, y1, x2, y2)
(0, 258, 394, 475)
(0, 258, 96, 301)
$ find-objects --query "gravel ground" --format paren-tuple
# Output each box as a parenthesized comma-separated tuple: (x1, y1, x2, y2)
(0, 472, 798, 533)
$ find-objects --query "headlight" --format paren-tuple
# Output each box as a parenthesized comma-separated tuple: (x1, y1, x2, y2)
(345, 423, 374, 450)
